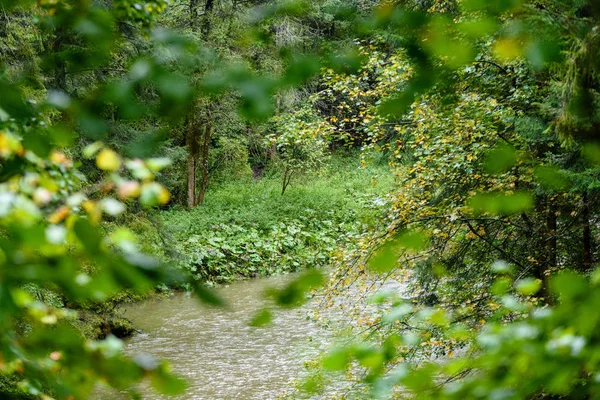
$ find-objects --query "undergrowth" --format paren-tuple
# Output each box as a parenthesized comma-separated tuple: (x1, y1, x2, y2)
(137, 154, 393, 283)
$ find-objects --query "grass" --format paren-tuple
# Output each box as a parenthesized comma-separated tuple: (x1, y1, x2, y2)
(163, 154, 393, 232)
(137, 153, 394, 282)
(166, 157, 392, 227)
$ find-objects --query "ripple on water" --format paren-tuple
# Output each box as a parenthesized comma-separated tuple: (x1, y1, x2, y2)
(94, 273, 330, 400)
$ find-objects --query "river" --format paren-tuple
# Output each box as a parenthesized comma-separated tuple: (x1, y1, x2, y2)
(98, 273, 329, 400)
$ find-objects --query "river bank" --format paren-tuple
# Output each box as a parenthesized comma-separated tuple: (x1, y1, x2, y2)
(132, 155, 393, 284)
(86, 155, 392, 341)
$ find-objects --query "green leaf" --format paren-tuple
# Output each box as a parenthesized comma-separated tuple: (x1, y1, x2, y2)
(146, 157, 172, 172)
(193, 283, 225, 307)
(550, 272, 587, 301)
(270, 269, 324, 308)
(534, 166, 571, 191)
(468, 191, 533, 215)
(249, 308, 272, 327)
(74, 219, 103, 255)
(484, 143, 516, 174)
(368, 230, 428, 272)
(322, 348, 350, 371)
(283, 55, 320, 86)
(22, 133, 52, 158)
(582, 143, 600, 165)
(140, 182, 170, 207)
(377, 92, 415, 119)
(83, 141, 104, 159)
(150, 364, 187, 395)
(79, 112, 109, 139)
(382, 304, 413, 324)
(515, 278, 541, 296)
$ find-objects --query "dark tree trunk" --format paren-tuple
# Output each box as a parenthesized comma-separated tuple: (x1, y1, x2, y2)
(196, 105, 212, 206)
(531, 197, 555, 304)
(52, 28, 67, 91)
(270, 91, 280, 161)
(583, 191, 593, 271)
(547, 203, 557, 271)
(186, 112, 200, 208)
(190, 0, 199, 21)
(201, 0, 215, 38)
(281, 167, 292, 195)
(541, 200, 558, 304)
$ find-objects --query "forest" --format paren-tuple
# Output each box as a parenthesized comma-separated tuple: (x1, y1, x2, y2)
(0, 0, 599, 398)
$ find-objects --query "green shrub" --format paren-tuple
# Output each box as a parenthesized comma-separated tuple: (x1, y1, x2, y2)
(138, 154, 393, 282)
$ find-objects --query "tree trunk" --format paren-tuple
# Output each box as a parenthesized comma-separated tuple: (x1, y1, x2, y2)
(547, 202, 557, 271)
(583, 191, 593, 271)
(201, 0, 215, 38)
(186, 112, 200, 208)
(196, 105, 212, 206)
(53, 28, 67, 91)
(270, 91, 280, 161)
(542, 200, 558, 304)
(532, 196, 555, 304)
(281, 167, 292, 195)
(190, 0, 199, 21)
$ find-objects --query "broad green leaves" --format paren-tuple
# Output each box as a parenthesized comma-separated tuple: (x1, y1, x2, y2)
(316, 269, 600, 399)
(368, 230, 428, 273)
(1, 0, 600, 398)
(249, 308, 273, 327)
(0, 0, 233, 396)
(468, 191, 533, 215)
(484, 143, 516, 174)
(268, 269, 324, 308)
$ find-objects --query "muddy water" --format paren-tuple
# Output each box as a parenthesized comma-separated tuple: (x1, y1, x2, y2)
(105, 274, 329, 400)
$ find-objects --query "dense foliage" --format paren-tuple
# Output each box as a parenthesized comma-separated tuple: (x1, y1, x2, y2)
(1, 0, 599, 399)
(139, 157, 392, 282)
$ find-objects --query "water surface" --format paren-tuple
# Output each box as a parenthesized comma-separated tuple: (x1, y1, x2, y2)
(105, 274, 328, 399)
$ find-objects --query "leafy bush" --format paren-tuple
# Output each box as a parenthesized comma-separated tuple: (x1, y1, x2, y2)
(139, 155, 393, 282)
(269, 107, 333, 194)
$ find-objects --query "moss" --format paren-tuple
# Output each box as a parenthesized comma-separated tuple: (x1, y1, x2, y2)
(71, 290, 170, 340)
(74, 311, 137, 340)
(0, 375, 35, 400)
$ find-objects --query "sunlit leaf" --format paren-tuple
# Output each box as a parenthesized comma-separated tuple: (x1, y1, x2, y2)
(101, 198, 126, 216)
(493, 38, 523, 62)
(322, 348, 350, 371)
(515, 278, 541, 295)
(468, 191, 533, 215)
(96, 149, 121, 172)
(140, 182, 170, 207)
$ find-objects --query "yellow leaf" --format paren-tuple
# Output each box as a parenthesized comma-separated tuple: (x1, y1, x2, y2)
(96, 149, 121, 172)
(48, 206, 70, 224)
(50, 151, 67, 165)
(158, 185, 170, 205)
(83, 200, 101, 224)
(493, 38, 523, 62)
(118, 180, 141, 200)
